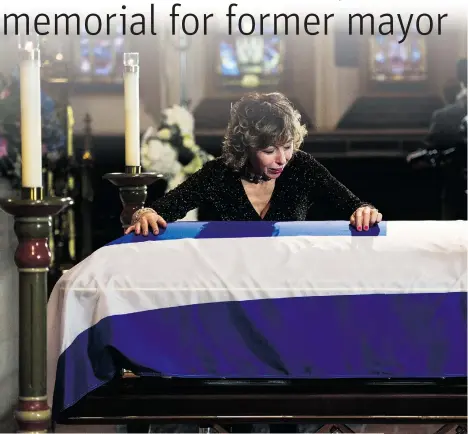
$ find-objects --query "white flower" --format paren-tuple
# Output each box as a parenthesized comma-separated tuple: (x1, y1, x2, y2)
(141, 137, 182, 179)
(182, 136, 195, 148)
(163, 105, 194, 136)
(157, 128, 172, 140)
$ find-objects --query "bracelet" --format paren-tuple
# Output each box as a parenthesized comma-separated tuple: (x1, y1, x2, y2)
(131, 207, 156, 225)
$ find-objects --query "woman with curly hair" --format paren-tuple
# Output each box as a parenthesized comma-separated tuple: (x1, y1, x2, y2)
(125, 91, 382, 235)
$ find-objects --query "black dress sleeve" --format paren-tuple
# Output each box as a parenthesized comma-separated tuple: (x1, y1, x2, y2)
(307, 154, 372, 217)
(149, 159, 217, 222)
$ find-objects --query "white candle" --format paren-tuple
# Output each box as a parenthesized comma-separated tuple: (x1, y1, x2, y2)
(19, 37, 42, 187)
(123, 52, 140, 167)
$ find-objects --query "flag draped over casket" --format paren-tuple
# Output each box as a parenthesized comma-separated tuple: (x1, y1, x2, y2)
(47, 220, 468, 418)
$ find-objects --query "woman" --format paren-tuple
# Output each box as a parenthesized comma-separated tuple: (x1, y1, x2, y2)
(125, 92, 382, 433)
(126, 91, 382, 236)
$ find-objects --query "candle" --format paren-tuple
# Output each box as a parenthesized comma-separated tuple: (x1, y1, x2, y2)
(123, 52, 140, 167)
(19, 35, 42, 188)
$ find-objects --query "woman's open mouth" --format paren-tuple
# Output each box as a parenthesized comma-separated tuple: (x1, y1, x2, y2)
(268, 168, 283, 175)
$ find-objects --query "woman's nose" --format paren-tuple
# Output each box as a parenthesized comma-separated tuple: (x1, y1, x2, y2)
(276, 150, 287, 165)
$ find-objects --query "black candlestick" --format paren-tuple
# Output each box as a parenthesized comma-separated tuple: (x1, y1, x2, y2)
(103, 166, 163, 230)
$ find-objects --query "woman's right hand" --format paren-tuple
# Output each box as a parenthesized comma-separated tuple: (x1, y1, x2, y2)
(124, 209, 168, 236)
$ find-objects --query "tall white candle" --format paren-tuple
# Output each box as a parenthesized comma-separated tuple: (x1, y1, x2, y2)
(123, 52, 140, 167)
(19, 37, 42, 187)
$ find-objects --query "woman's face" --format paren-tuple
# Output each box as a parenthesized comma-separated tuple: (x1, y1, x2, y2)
(251, 142, 293, 179)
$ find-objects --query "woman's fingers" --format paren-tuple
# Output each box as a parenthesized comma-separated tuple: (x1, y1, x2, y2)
(134, 221, 141, 235)
(146, 213, 160, 234)
(350, 206, 382, 231)
(125, 211, 166, 236)
(157, 215, 168, 228)
(353, 208, 363, 230)
(124, 224, 136, 235)
(140, 216, 149, 235)
(361, 206, 371, 230)
(141, 212, 166, 235)
(369, 208, 381, 225)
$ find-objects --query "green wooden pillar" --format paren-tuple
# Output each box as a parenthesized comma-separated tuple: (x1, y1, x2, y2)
(0, 187, 72, 432)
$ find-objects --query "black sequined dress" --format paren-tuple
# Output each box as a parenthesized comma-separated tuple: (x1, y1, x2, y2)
(151, 150, 369, 221)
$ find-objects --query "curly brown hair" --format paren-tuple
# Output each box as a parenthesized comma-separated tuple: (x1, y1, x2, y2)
(222, 92, 308, 171)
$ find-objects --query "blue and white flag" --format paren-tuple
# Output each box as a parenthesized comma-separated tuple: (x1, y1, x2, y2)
(47, 220, 467, 418)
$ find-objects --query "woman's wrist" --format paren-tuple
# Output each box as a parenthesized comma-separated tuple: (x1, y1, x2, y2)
(131, 207, 156, 225)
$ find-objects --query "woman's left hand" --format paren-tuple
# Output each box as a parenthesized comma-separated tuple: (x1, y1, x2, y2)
(350, 206, 382, 231)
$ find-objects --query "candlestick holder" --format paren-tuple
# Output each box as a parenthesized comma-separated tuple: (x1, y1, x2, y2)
(0, 187, 72, 432)
(103, 166, 163, 229)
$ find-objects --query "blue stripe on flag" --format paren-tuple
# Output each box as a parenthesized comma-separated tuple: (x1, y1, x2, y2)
(108, 220, 386, 246)
(52, 291, 466, 418)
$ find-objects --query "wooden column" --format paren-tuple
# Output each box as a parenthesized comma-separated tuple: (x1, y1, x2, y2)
(0, 188, 71, 432)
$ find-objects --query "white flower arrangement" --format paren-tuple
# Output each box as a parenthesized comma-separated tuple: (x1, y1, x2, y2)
(141, 126, 182, 181)
(162, 105, 195, 136)
(140, 104, 213, 192)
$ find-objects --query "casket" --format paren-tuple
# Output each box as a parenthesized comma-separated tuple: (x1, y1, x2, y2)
(47, 221, 468, 428)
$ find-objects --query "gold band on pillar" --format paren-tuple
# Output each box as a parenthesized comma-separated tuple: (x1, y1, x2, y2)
(21, 187, 43, 200)
(18, 396, 48, 401)
(125, 166, 142, 175)
(15, 409, 51, 423)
